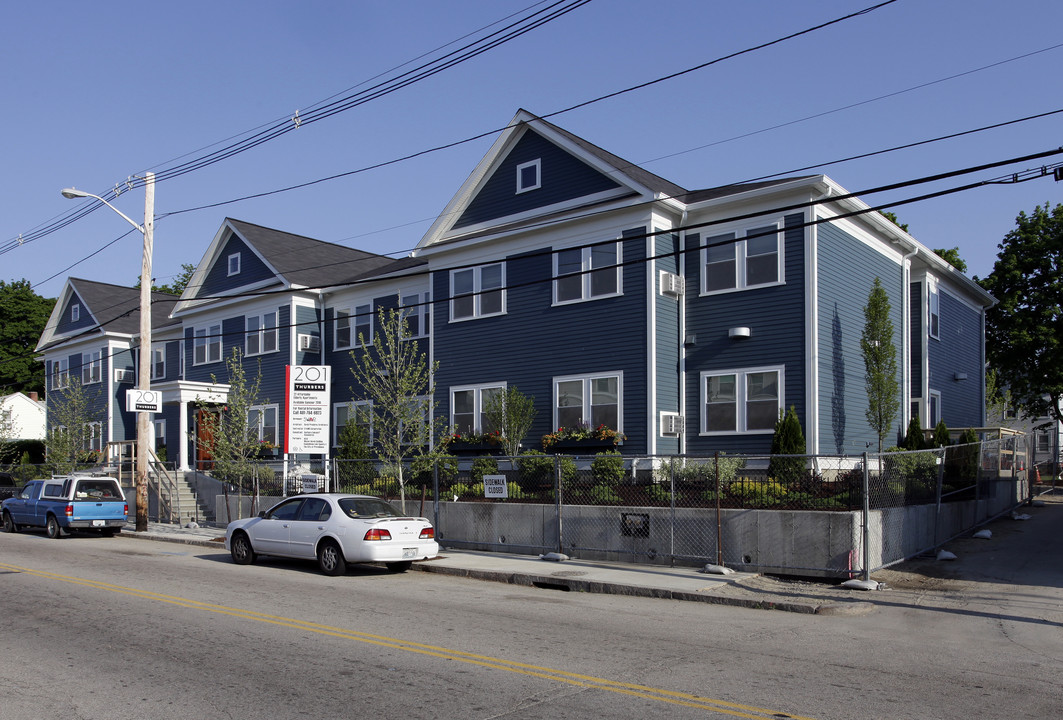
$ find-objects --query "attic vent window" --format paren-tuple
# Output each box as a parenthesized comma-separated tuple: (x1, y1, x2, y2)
(516, 159, 541, 194)
(228, 252, 241, 276)
(71, 303, 80, 322)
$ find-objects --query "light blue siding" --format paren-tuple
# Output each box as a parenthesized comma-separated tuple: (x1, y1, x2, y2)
(930, 289, 983, 427)
(655, 231, 681, 455)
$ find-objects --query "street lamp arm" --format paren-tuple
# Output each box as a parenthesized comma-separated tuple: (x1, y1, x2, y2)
(60, 187, 146, 234)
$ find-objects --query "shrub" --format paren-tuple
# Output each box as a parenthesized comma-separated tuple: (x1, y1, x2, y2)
(768, 406, 807, 488)
(647, 484, 674, 504)
(410, 454, 458, 487)
(516, 450, 554, 490)
(470, 456, 499, 485)
(902, 417, 926, 450)
(931, 420, 950, 448)
(586, 484, 621, 504)
(591, 450, 625, 486)
(449, 482, 472, 498)
(654, 456, 745, 489)
(728, 478, 788, 507)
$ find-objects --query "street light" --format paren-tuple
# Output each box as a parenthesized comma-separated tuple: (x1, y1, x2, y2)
(61, 172, 155, 532)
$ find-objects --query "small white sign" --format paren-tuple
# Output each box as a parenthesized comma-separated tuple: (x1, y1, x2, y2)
(286, 365, 331, 454)
(126, 388, 161, 413)
(301, 475, 321, 494)
(483, 474, 508, 499)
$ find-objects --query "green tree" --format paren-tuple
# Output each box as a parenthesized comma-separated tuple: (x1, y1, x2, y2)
(880, 211, 909, 233)
(768, 405, 806, 486)
(931, 419, 950, 448)
(981, 203, 1063, 428)
(136, 262, 195, 296)
(0, 279, 55, 396)
(932, 247, 968, 273)
(349, 308, 445, 511)
(861, 277, 899, 453)
(901, 416, 926, 450)
(195, 349, 269, 517)
(984, 367, 1014, 426)
(45, 376, 103, 474)
(483, 385, 537, 457)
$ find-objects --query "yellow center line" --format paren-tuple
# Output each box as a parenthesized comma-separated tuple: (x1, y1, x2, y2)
(2, 561, 818, 719)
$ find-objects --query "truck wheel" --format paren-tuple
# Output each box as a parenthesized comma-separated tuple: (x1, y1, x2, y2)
(46, 515, 62, 539)
(2, 511, 18, 533)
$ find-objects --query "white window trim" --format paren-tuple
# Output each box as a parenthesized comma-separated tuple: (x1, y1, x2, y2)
(71, 303, 80, 323)
(552, 242, 623, 305)
(449, 264, 506, 322)
(699, 222, 784, 296)
(928, 390, 942, 427)
(551, 372, 623, 431)
(150, 344, 166, 381)
(193, 324, 223, 366)
(51, 358, 70, 390)
(401, 292, 431, 339)
(928, 280, 940, 340)
(450, 383, 506, 435)
(334, 401, 373, 447)
(179, 339, 186, 380)
(245, 311, 279, 357)
(248, 404, 279, 445)
(333, 304, 374, 350)
(516, 158, 541, 194)
(154, 419, 166, 451)
(86, 421, 102, 453)
(699, 365, 784, 435)
(81, 350, 102, 385)
(227, 252, 241, 277)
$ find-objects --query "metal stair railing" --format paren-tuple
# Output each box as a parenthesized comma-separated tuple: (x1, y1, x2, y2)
(147, 448, 180, 524)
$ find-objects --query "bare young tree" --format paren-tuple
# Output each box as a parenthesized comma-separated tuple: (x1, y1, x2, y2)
(483, 385, 537, 458)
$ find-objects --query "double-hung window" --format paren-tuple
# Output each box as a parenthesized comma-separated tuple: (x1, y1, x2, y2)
(81, 350, 102, 385)
(554, 242, 620, 304)
(248, 404, 278, 446)
(51, 359, 69, 390)
(150, 345, 166, 381)
(701, 367, 781, 433)
(246, 311, 278, 356)
(335, 401, 373, 447)
(701, 223, 781, 294)
(194, 324, 222, 365)
(450, 264, 504, 321)
(335, 304, 372, 349)
(401, 293, 431, 339)
(554, 373, 621, 431)
(71, 304, 80, 323)
(85, 421, 102, 453)
(451, 384, 504, 435)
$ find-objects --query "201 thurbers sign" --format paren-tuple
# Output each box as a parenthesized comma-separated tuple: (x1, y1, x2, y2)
(285, 365, 331, 454)
(126, 389, 162, 413)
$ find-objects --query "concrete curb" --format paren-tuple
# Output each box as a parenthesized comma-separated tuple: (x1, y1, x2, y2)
(116, 528, 225, 549)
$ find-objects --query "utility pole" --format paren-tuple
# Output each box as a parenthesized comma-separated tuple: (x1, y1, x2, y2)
(135, 172, 155, 531)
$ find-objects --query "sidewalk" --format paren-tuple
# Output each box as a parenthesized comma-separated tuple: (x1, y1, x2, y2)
(118, 492, 1061, 617)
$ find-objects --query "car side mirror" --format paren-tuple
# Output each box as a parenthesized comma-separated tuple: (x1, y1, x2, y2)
(258, 511, 267, 518)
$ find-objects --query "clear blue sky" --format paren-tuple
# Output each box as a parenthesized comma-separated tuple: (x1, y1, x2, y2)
(4, 0, 1061, 298)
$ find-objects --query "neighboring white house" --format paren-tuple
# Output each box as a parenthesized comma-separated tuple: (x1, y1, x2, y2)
(0, 391, 47, 441)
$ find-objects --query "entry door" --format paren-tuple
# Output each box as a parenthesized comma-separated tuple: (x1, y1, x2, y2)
(196, 409, 218, 471)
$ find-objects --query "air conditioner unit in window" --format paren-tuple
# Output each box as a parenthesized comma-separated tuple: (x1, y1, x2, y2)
(298, 334, 320, 352)
(114, 369, 134, 384)
(659, 270, 684, 297)
(661, 413, 685, 436)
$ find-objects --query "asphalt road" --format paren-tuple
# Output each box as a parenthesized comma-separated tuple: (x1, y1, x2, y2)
(1, 527, 1059, 720)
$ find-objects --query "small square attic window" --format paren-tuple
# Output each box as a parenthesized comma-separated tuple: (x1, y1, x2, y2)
(228, 252, 241, 276)
(71, 303, 80, 322)
(516, 159, 541, 194)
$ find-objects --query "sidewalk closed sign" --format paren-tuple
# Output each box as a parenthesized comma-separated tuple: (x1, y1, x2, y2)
(286, 365, 331, 454)
(483, 474, 508, 499)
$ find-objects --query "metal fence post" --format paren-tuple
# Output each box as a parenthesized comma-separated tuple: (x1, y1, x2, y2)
(714, 451, 722, 567)
(862, 451, 871, 582)
(554, 455, 563, 554)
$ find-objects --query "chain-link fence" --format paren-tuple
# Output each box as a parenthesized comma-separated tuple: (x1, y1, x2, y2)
(183, 435, 1034, 578)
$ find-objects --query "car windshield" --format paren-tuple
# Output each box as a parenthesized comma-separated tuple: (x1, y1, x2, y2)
(338, 497, 403, 519)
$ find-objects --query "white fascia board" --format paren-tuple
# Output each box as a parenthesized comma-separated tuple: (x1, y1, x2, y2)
(681, 176, 829, 214)
(171, 279, 283, 320)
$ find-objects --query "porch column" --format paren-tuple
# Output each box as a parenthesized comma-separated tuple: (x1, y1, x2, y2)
(178, 400, 191, 471)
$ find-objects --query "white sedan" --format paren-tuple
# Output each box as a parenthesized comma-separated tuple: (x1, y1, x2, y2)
(225, 493, 439, 576)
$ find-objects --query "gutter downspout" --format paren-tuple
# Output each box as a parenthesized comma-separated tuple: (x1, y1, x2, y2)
(678, 210, 688, 457)
(900, 243, 919, 432)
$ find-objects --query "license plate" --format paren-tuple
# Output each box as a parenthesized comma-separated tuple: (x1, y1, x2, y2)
(402, 547, 418, 559)
(92, 520, 105, 527)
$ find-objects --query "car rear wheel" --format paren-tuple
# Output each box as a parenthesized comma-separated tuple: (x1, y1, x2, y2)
(2, 511, 17, 533)
(46, 515, 62, 539)
(317, 540, 346, 576)
(101, 528, 117, 538)
(230, 532, 256, 565)
(385, 561, 412, 573)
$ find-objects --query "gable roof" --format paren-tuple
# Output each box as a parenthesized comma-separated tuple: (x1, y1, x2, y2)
(36, 278, 179, 352)
(175, 219, 423, 314)
(415, 109, 689, 253)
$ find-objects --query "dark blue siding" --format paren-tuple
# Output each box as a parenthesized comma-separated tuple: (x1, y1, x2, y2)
(198, 232, 275, 296)
(684, 214, 807, 455)
(655, 231, 681, 455)
(931, 289, 983, 427)
(294, 305, 321, 366)
(433, 228, 649, 453)
(454, 130, 623, 229)
(56, 290, 94, 334)
(817, 222, 904, 453)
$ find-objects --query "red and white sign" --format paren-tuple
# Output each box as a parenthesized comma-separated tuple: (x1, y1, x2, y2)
(285, 365, 331, 454)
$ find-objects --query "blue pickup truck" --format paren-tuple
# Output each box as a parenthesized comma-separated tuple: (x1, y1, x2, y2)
(1, 475, 128, 538)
